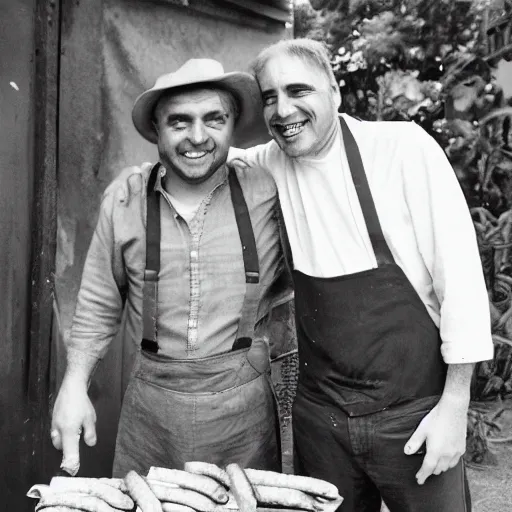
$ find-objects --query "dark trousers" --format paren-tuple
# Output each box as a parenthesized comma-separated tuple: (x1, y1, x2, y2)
(293, 392, 471, 512)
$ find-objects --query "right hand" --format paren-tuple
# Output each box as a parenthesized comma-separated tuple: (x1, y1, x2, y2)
(102, 164, 151, 207)
(226, 147, 250, 170)
(51, 377, 97, 475)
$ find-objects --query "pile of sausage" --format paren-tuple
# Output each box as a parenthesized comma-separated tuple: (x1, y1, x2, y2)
(27, 462, 344, 512)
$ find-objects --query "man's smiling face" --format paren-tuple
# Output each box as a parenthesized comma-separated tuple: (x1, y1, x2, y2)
(257, 54, 340, 158)
(154, 88, 236, 184)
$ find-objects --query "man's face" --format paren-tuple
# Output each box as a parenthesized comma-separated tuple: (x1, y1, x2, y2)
(154, 88, 236, 184)
(257, 54, 341, 158)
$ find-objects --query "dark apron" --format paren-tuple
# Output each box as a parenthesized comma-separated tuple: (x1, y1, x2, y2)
(292, 117, 447, 417)
(113, 164, 280, 476)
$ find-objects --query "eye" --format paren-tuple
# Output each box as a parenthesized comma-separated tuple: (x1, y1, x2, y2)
(206, 115, 227, 127)
(263, 95, 277, 106)
(168, 118, 189, 130)
(290, 87, 310, 97)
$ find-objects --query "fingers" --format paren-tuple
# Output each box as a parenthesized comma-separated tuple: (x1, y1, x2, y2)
(415, 454, 436, 485)
(60, 427, 81, 476)
(83, 411, 97, 447)
(432, 455, 452, 476)
(50, 425, 63, 450)
(416, 452, 463, 484)
(404, 421, 427, 455)
(230, 158, 250, 170)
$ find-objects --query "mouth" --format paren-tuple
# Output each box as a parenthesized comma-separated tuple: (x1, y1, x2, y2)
(272, 120, 308, 139)
(182, 150, 210, 160)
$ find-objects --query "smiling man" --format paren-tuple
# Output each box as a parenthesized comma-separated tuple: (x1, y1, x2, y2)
(51, 59, 289, 477)
(229, 39, 494, 511)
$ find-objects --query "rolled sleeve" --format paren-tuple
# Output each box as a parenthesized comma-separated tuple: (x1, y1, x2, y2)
(68, 190, 127, 360)
(402, 123, 494, 364)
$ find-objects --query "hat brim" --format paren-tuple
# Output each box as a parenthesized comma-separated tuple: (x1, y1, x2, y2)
(132, 72, 266, 148)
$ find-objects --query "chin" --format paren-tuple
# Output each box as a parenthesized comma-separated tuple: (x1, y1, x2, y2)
(278, 141, 309, 158)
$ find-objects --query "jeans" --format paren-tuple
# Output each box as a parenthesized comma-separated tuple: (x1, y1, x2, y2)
(293, 392, 470, 512)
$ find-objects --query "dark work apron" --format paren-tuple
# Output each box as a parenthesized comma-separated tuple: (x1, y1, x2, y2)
(113, 164, 280, 476)
(292, 117, 447, 417)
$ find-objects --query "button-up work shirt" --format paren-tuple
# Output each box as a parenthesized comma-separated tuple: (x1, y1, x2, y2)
(68, 163, 287, 360)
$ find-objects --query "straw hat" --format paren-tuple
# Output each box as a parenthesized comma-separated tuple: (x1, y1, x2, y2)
(132, 59, 264, 147)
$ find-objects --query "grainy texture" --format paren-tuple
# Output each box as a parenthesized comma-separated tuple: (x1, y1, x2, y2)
(49, 476, 134, 509)
(245, 470, 338, 500)
(54, 0, 290, 478)
(183, 462, 231, 488)
(148, 467, 228, 503)
(225, 464, 257, 512)
(0, 0, 59, 510)
(146, 481, 221, 512)
(124, 471, 163, 512)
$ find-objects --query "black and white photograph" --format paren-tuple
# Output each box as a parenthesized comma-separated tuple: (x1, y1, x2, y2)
(1, 0, 512, 511)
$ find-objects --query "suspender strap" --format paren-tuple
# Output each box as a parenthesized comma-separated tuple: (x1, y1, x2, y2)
(228, 167, 261, 351)
(141, 164, 261, 354)
(142, 163, 162, 353)
(339, 117, 395, 266)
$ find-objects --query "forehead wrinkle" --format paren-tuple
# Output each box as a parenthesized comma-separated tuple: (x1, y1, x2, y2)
(154, 89, 232, 123)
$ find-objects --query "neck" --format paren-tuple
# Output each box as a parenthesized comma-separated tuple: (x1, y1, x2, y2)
(162, 164, 228, 205)
(311, 113, 341, 159)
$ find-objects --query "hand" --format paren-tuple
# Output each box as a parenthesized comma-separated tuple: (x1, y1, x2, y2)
(103, 164, 150, 207)
(404, 396, 468, 485)
(229, 158, 250, 171)
(226, 147, 250, 170)
(51, 377, 97, 475)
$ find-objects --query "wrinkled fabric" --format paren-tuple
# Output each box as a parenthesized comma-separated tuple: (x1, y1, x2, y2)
(113, 341, 280, 476)
(293, 393, 470, 512)
(68, 163, 291, 360)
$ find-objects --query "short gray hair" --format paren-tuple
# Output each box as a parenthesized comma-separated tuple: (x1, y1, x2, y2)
(251, 38, 336, 87)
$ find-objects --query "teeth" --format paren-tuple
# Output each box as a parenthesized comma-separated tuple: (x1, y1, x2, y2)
(279, 121, 306, 137)
(184, 151, 207, 159)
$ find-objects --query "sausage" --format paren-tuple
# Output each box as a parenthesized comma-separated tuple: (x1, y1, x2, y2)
(183, 462, 230, 488)
(244, 469, 339, 500)
(148, 467, 228, 504)
(124, 470, 163, 512)
(49, 477, 134, 510)
(225, 464, 256, 512)
(253, 485, 319, 511)
(35, 492, 118, 512)
(146, 480, 224, 512)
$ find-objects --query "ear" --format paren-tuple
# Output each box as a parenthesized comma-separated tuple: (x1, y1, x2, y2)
(331, 83, 342, 109)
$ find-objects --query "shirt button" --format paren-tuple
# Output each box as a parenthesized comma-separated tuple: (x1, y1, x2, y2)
(190, 250, 198, 260)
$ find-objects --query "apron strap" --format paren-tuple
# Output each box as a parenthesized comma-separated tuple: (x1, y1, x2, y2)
(228, 167, 261, 351)
(339, 116, 395, 266)
(142, 162, 162, 353)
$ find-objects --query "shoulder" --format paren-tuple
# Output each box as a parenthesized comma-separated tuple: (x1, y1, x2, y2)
(230, 162, 277, 201)
(343, 114, 436, 160)
(245, 140, 286, 172)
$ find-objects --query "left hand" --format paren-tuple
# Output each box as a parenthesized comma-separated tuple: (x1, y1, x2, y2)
(404, 396, 468, 485)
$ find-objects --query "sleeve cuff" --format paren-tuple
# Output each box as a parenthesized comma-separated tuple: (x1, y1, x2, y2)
(441, 337, 495, 364)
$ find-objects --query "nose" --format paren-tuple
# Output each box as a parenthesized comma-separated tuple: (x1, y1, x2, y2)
(275, 93, 295, 120)
(189, 121, 208, 145)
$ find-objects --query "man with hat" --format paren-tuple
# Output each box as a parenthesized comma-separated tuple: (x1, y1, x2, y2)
(51, 59, 289, 477)
(229, 39, 493, 511)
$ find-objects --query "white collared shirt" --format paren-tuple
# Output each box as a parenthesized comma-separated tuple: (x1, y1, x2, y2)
(242, 114, 494, 365)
